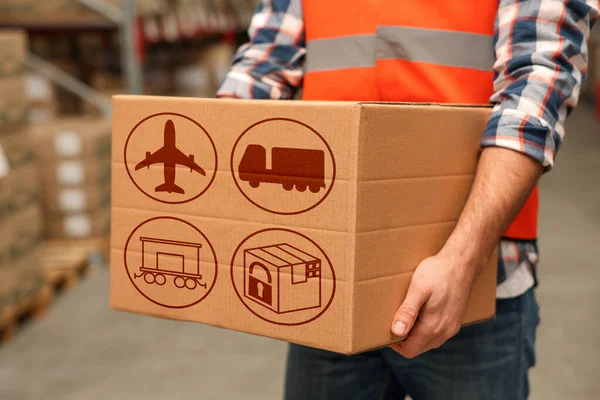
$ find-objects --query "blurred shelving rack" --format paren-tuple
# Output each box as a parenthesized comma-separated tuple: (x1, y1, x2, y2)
(0, 0, 142, 117)
(0, 0, 254, 115)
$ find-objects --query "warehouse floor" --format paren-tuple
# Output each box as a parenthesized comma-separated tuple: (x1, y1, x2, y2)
(0, 107, 598, 400)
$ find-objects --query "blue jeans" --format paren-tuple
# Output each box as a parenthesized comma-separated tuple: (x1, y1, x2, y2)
(285, 288, 539, 400)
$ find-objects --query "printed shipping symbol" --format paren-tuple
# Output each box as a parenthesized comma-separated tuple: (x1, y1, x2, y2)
(134, 237, 207, 290)
(238, 145, 325, 193)
(135, 119, 206, 194)
(244, 243, 322, 314)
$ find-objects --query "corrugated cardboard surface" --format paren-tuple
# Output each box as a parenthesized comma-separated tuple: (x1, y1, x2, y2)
(39, 157, 111, 192)
(0, 161, 40, 219)
(0, 0, 119, 24)
(10, 204, 43, 260)
(0, 30, 26, 77)
(46, 206, 110, 240)
(111, 96, 497, 354)
(0, 204, 43, 265)
(0, 75, 28, 126)
(0, 124, 33, 168)
(30, 117, 111, 161)
(44, 180, 110, 213)
(26, 73, 56, 105)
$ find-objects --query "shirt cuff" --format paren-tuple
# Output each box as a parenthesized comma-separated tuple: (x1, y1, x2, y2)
(480, 107, 556, 170)
(216, 70, 287, 100)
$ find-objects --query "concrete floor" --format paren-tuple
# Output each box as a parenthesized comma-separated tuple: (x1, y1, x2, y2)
(0, 108, 598, 400)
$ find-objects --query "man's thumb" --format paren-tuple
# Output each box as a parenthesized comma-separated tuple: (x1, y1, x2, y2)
(391, 283, 429, 337)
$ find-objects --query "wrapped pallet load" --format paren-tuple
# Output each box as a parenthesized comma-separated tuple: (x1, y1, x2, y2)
(0, 31, 48, 323)
(30, 117, 111, 247)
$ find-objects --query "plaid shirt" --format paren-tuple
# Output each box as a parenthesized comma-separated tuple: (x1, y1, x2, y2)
(218, 0, 599, 298)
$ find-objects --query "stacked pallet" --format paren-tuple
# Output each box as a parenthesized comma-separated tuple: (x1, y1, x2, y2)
(0, 30, 50, 339)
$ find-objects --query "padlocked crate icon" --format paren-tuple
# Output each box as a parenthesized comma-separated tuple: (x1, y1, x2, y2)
(244, 243, 322, 314)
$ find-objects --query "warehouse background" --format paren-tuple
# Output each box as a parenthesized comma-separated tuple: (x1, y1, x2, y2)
(0, 1, 598, 399)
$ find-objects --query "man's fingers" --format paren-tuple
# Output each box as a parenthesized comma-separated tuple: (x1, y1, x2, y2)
(391, 281, 430, 337)
(390, 321, 435, 359)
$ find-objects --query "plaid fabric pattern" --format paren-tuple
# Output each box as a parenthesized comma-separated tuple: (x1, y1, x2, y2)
(217, 0, 599, 298)
(482, 0, 599, 169)
(217, 0, 305, 100)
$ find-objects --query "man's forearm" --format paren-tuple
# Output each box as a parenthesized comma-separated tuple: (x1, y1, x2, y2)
(440, 147, 543, 278)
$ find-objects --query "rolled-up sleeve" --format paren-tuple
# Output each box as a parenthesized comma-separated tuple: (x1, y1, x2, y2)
(481, 0, 599, 169)
(216, 0, 306, 100)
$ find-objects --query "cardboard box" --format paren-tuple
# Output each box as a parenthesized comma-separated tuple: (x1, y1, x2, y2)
(110, 96, 497, 354)
(0, 203, 43, 265)
(44, 180, 110, 213)
(9, 204, 43, 260)
(0, 75, 28, 126)
(0, 30, 27, 77)
(26, 73, 55, 104)
(0, 124, 33, 169)
(46, 206, 110, 239)
(30, 117, 111, 161)
(0, 216, 14, 265)
(39, 156, 111, 191)
(0, 0, 119, 24)
(28, 103, 57, 124)
(0, 161, 40, 218)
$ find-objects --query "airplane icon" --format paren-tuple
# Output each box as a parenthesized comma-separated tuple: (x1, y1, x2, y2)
(135, 119, 206, 194)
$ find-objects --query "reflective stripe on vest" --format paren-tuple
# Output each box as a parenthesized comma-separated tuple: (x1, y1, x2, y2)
(306, 27, 494, 73)
(302, 0, 538, 240)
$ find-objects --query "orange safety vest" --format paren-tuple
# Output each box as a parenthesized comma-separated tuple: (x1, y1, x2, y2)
(302, 0, 538, 241)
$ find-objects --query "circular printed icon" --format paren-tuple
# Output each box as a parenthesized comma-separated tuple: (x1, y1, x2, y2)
(230, 118, 336, 215)
(230, 228, 335, 325)
(124, 216, 218, 309)
(124, 113, 218, 204)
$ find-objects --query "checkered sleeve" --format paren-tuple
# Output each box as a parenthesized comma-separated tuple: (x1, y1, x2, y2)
(216, 0, 306, 100)
(482, 0, 599, 169)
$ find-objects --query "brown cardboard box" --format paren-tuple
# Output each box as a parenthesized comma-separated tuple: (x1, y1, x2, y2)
(30, 117, 111, 162)
(9, 204, 43, 260)
(0, 75, 28, 126)
(25, 72, 58, 123)
(0, 161, 40, 218)
(44, 180, 110, 213)
(110, 96, 498, 354)
(26, 73, 55, 104)
(0, 30, 27, 77)
(0, 203, 43, 266)
(28, 103, 58, 124)
(0, 124, 33, 169)
(0, 216, 14, 265)
(46, 206, 110, 239)
(39, 156, 111, 191)
(0, 0, 119, 24)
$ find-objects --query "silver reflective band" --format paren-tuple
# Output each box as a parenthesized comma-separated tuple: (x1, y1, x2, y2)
(306, 35, 376, 72)
(306, 27, 494, 73)
(377, 26, 494, 72)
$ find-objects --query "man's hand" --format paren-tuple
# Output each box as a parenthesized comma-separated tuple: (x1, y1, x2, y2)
(389, 251, 480, 358)
(389, 147, 543, 358)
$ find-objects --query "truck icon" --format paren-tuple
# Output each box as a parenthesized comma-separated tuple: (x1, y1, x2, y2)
(238, 145, 325, 193)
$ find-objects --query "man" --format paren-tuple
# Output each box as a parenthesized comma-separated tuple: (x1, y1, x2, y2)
(218, 1, 598, 399)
